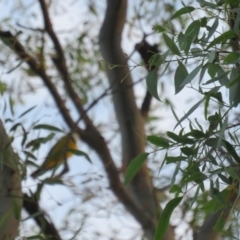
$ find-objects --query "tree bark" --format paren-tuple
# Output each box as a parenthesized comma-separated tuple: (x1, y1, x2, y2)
(0, 120, 22, 240)
(99, 1, 175, 239)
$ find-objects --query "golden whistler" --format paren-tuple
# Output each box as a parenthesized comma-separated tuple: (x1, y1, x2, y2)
(31, 133, 78, 178)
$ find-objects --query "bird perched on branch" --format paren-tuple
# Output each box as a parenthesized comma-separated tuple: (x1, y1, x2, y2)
(31, 132, 79, 179)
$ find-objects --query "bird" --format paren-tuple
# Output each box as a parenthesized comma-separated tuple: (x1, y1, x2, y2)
(31, 132, 79, 179)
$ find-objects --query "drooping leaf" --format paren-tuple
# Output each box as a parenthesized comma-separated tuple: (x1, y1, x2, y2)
(18, 105, 36, 119)
(184, 130, 205, 139)
(165, 156, 187, 164)
(180, 64, 202, 88)
(167, 131, 195, 144)
(147, 135, 169, 148)
(207, 30, 235, 49)
(69, 149, 92, 163)
(224, 52, 240, 64)
(33, 124, 63, 132)
(124, 153, 149, 185)
(154, 197, 183, 240)
(174, 61, 188, 94)
(163, 33, 181, 56)
(208, 51, 216, 63)
(171, 6, 195, 20)
(153, 25, 166, 33)
(180, 147, 196, 156)
(206, 17, 219, 41)
(146, 70, 161, 101)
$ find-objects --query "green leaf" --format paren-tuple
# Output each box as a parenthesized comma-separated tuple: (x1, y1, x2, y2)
(178, 32, 187, 51)
(153, 25, 166, 33)
(224, 52, 240, 64)
(147, 135, 169, 148)
(174, 61, 188, 94)
(184, 130, 206, 139)
(167, 131, 195, 144)
(213, 215, 225, 232)
(180, 64, 202, 88)
(182, 171, 207, 184)
(124, 153, 149, 185)
(33, 124, 63, 132)
(183, 20, 201, 53)
(163, 33, 181, 56)
(217, 116, 227, 148)
(171, 6, 195, 20)
(154, 197, 183, 240)
(205, 138, 240, 163)
(191, 47, 205, 57)
(208, 51, 216, 63)
(207, 30, 235, 49)
(203, 70, 230, 85)
(205, 138, 219, 147)
(26, 133, 55, 150)
(69, 149, 92, 163)
(18, 106, 36, 119)
(149, 54, 164, 68)
(189, 186, 200, 209)
(201, 197, 224, 213)
(166, 156, 186, 164)
(223, 140, 240, 163)
(171, 161, 181, 185)
(169, 185, 182, 193)
(206, 17, 219, 41)
(197, 0, 218, 8)
(181, 147, 196, 156)
(229, 69, 240, 106)
(208, 64, 221, 78)
(146, 70, 161, 101)
(226, 167, 239, 180)
(227, 74, 240, 88)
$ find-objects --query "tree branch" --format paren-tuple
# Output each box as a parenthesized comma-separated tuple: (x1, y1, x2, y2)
(23, 193, 62, 240)
(0, 29, 159, 240)
(0, 30, 77, 131)
(0, 120, 22, 240)
(38, 0, 92, 126)
(99, 1, 174, 239)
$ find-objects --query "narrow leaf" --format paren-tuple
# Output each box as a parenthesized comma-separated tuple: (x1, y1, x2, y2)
(33, 124, 63, 132)
(18, 106, 36, 119)
(69, 149, 92, 163)
(146, 70, 161, 101)
(171, 6, 195, 20)
(154, 197, 183, 240)
(207, 30, 235, 49)
(147, 135, 169, 148)
(180, 64, 202, 88)
(124, 153, 149, 185)
(175, 61, 188, 94)
(163, 33, 181, 56)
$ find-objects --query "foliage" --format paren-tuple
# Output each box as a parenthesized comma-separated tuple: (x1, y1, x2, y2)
(125, 1, 240, 238)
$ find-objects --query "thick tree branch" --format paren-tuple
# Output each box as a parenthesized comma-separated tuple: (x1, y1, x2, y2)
(0, 29, 159, 240)
(0, 120, 22, 240)
(23, 193, 62, 240)
(99, 1, 174, 239)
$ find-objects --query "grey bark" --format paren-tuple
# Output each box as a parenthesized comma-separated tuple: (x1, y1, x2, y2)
(0, 120, 22, 240)
(99, 0, 175, 239)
